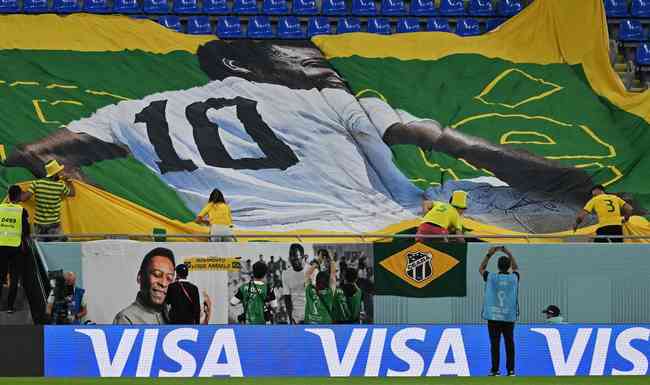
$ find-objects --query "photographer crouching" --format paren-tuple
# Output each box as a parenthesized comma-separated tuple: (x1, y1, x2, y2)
(46, 271, 87, 324)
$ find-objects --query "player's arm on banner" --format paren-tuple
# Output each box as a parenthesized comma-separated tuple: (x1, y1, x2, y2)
(201, 290, 212, 325)
(361, 97, 593, 200)
(305, 262, 317, 287)
(329, 260, 337, 290)
(5, 128, 128, 180)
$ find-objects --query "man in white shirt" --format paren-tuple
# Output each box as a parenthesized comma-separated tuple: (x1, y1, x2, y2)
(6, 40, 595, 233)
(281, 243, 314, 324)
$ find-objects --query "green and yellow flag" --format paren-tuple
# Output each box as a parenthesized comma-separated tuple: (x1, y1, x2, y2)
(374, 241, 467, 297)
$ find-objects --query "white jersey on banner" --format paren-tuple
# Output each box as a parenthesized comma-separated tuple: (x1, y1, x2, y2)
(67, 77, 422, 232)
(281, 267, 314, 323)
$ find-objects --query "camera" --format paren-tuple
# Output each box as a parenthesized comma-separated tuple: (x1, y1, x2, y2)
(48, 270, 74, 325)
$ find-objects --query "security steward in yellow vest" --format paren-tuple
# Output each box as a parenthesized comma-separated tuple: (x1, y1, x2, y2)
(416, 190, 468, 243)
(0, 185, 30, 313)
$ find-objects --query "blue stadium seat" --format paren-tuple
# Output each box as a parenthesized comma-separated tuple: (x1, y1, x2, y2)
(158, 15, 182, 32)
(397, 17, 420, 33)
(497, 0, 521, 16)
(187, 15, 212, 34)
(233, 0, 258, 14)
(277, 16, 306, 38)
(410, 0, 436, 16)
(113, 0, 140, 13)
(352, 0, 376, 16)
(307, 16, 331, 37)
(173, 0, 200, 13)
(456, 18, 480, 36)
(84, 0, 111, 12)
(262, 0, 288, 14)
(203, 0, 228, 13)
(322, 0, 347, 15)
(485, 17, 505, 32)
(367, 17, 391, 34)
(381, 0, 406, 15)
(619, 19, 646, 42)
(426, 17, 450, 32)
(468, 0, 494, 16)
(439, 0, 465, 16)
(247, 15, 274, 38)
(292, 0, 318, 14)
(23, 0, 49, 13)
(53, 0, 80, 13)
(636, 43, 650, 65)
(217, 16, 244, 38)
(130, 14, 150, 18)
(604, 0, 629, 17)
(337, 16, 361, 33)
(0, 0, 18, 12)
(144, 0, 169, 14)
(631, 0, 650, 17)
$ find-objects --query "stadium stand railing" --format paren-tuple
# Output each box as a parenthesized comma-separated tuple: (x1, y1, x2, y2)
(3, 0, 650, 89)
(29, 233, 650, 243)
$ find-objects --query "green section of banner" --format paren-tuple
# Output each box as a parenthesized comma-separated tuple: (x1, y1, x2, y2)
(374, 240, 467, 298)
(330, 54, 650, 215)
(0, 49, 210, 221)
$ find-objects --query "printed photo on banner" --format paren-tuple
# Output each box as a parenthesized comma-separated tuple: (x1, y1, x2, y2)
(228, 243, 374, 325)
(78, 241, 298, 324)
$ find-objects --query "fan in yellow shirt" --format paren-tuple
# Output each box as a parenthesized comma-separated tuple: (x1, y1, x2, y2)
(574, 185, 634, 243)
(416, 190, 467, 243)
(196, 188, 236, 242)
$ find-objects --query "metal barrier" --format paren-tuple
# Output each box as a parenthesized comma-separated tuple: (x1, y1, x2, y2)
(30, 233, 650, 242)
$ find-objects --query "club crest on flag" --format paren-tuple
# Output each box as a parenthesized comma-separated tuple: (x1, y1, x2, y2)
(379, 243, 460, 289)
(406, 251, 433, 282)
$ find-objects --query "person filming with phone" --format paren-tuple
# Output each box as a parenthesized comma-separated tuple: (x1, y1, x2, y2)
(479, 245, 520, 377)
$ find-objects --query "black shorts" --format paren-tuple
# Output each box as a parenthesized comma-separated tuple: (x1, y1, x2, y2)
(595, 225, 623, 243)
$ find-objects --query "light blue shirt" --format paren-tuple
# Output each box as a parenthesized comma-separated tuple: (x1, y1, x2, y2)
(482, 272, 519, 322)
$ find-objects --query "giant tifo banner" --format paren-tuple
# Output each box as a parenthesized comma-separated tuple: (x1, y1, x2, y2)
(78, 241, 374, 325)
(43, 324, 650, 377)
(1, 0, 650, 240)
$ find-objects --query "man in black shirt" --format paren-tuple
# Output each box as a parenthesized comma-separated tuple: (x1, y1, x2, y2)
(165, 264, 205, 324)
(0, 185, 30, 314)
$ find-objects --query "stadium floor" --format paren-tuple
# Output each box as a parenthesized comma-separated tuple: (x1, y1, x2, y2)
(1, 378, 647, 385)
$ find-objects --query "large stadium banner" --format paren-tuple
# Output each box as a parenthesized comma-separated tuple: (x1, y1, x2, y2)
(44, 324, 650, 377)
(79, 241, 375, 325)
(2, 0, 650, 240)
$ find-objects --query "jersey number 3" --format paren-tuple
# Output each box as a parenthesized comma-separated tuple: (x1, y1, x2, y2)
(135, 97, 299, 174)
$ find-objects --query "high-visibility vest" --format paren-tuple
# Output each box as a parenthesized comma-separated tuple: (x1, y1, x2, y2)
(0, 203, 23, 247)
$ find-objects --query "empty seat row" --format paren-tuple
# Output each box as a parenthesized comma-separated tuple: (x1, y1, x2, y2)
(157, 14, 503, 37)
(605, 0, 650, 18)
(0, 0, 523, 16)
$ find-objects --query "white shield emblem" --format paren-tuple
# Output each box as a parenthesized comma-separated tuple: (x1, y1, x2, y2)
(405, 251, 433, 282)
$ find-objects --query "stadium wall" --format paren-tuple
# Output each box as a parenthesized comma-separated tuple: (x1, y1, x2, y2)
(38, 242, 650, 324)
(376, 244, 650, 324)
